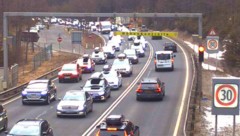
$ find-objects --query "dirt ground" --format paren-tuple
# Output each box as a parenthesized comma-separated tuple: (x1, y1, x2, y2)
(16, 32, 103, 85)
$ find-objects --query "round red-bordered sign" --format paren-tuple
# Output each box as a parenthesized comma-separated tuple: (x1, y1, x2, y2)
(215, 84, 237, 106)
(207, 39, 218, 50)
(57, 37, 62, 43)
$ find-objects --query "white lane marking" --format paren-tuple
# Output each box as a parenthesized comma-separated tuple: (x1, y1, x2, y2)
(183, 55, 196, 136)
(36, 110, 47, 119)
(146, 68, 152, 78)
(3, 96, 21, 106)
(163, 37, 190, 136)
(82, 41, 154, 136)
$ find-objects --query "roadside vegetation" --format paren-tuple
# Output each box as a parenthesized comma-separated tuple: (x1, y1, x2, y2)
(0, 0, 239, 73)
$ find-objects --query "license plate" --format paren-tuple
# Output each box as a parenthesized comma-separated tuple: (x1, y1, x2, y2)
(144, 90, 153, 93)
(64, 76, 71, 79)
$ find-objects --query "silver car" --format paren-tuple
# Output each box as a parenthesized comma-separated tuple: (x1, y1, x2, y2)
(56, 90, 93, 117)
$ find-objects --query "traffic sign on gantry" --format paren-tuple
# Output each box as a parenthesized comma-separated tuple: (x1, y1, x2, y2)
(212, 77, 240, 115)
(114, 31, 178, 37)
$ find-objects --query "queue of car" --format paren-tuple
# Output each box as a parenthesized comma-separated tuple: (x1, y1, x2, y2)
(2, 22, 180, 135)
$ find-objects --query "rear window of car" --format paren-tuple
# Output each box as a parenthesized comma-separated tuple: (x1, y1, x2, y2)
(140, 83, 157, 89)
(156, 54, 170, 60)
(165, 43, 176, 46)
(99, 130, 125, 136)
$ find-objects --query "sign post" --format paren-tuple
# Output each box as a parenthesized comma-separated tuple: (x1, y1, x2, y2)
(57, 36, 62, 51)
(212, 77, 240, 136)
(206, 28, 219, 54)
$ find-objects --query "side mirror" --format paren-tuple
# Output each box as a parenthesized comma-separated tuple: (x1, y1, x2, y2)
(173, 54, 176, 57)
(80, 86, 83, 89)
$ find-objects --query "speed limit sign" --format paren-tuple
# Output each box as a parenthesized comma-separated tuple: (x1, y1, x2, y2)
(214, 84, 238, 108)
(212, 77, 240, 115)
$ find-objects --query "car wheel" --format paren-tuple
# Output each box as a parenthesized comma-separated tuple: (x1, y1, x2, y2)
(22, 100, 26, 105)
(136, 97, 141, 101)
(59, 79, 62, 83)
(53, 91, 57, 101)
(46, 96, 51, 105)
(82, 111, 87, 117)
(89, 104, 93, 112)
(3, 119, 8, 131)
(76, 77, 79, 83)
(108, 93, 111, 98)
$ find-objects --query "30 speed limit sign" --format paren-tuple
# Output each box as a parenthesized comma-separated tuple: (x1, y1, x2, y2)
(214, 84, 238, 108)
(212, 77, 240, 115)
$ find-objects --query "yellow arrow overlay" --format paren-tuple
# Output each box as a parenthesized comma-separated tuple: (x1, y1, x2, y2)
(114, 31, 178, 37)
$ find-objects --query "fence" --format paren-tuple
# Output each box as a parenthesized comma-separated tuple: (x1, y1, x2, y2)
(10, 64, 19, 88)
(33, 44, 52, 70)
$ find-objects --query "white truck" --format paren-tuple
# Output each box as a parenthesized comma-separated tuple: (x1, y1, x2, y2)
(100, 21, 112, 34)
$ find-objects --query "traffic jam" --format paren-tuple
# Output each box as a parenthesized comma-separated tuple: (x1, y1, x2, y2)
(1, 18, 179, 136)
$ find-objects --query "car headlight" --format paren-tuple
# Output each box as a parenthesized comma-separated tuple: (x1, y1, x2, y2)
(22, 91, 27, 95)
(41, 91, 48, 95)
(87, 65, 91, 69)
(133, 56, 137, 59)
(72, 71, 78, 75)
(0, 117, 3, 121)
(98, 91, 105, 95)
(78, 105, 85, 110)
(57, 105, 62, 110)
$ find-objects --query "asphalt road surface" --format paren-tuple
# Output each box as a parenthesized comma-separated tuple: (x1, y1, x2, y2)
(1, 26, 193, 136)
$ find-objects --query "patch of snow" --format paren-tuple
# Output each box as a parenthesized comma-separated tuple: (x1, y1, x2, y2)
(184, 41, 225, 60)
(204, 107, 240, 134)
(202, 63, 217, 71)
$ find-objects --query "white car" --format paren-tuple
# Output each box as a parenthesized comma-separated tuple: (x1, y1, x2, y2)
(50, 17, 58, 24)
(102, 70, 122, 90)
(56, 90, 93, 117)
(91, 48, 107, 64)
(72, 19, 79, 26)
(106, 40, 120, 52)
(102, 46, 115, 59)
(29, 27, 39, 33)
(111, 54, 133, 77)
(131, 39, 145, 57)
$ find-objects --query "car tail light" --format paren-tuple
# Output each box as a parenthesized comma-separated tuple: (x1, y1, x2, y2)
(154, 59, 157, 64)
(96, 130, 100, 136)
(136, 85, 143, 93)
(155, 84, 161, 93)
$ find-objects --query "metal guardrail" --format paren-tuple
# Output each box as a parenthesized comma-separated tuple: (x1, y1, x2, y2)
(0, 32, 105, 103)
(0, 59, 77, 102)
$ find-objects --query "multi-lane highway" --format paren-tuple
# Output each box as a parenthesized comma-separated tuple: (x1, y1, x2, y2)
(1, 26, 193, 136)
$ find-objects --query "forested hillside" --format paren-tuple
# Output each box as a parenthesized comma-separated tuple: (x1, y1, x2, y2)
(0, 0, 239, 68)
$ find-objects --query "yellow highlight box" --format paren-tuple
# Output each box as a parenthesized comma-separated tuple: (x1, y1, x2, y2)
(114, 31, 178, 37)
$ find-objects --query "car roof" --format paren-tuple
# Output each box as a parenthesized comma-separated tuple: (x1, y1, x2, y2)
(155, 51, 173, 54)
(91, 72, 103, 78)
(17, 119, 44, 126)
(141, 77, 159, 83)
(66, 90, 85, 95)
(29, 79, 49, 84)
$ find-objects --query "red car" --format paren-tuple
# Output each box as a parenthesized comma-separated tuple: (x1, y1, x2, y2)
(58, 63, 82, 83)
(76, 54, 95, 73)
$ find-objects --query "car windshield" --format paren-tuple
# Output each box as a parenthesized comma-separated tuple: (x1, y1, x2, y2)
(113, 59, 129, 66)
(99, 130, 125, 136)
(124, 50, 136, 57)
(102, 25, 111, 29)
(165, 43, 175, 46)
(156, 54, 170, 60)
(140, 83, 157, 89)
(84, 80, 104, 91)
(9, 124, 40, 136)
(102, 72, 117, 78)
(63, 93, 85, 101)
(27, 83, 47, 89)
(61, 65, 76, 71)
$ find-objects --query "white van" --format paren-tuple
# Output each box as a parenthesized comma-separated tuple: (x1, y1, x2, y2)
(154, 51, 175, 71)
